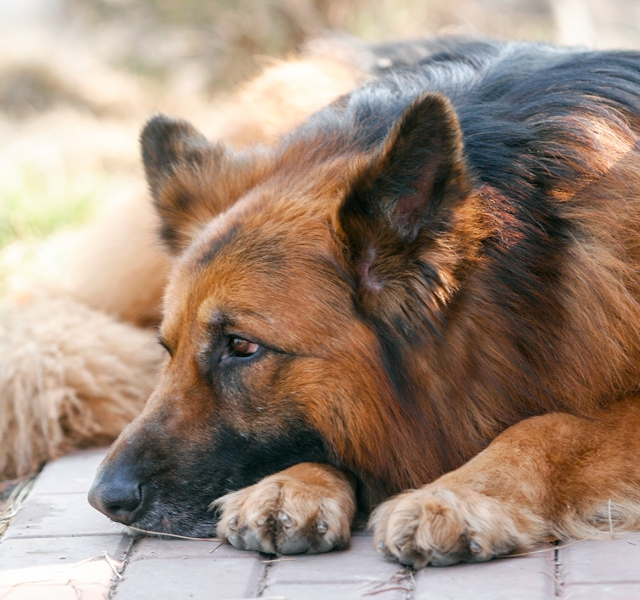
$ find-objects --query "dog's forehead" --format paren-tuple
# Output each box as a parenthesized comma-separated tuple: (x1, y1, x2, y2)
(162, 199, 351, 347)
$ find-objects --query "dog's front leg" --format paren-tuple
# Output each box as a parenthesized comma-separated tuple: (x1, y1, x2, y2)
(214, 463, 356, 554)
(371, 397, 640, 568)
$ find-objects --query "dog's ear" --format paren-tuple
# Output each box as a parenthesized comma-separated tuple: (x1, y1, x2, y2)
(141, 114, 265, 255)
(337, 93, 473, 318)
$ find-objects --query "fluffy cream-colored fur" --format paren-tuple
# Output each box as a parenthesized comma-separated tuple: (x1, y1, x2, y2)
(0, 290, 163, 478)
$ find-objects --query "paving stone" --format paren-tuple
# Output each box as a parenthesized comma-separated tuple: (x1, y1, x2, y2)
(413, 550, 555, 600)
(560, 583, 640, 599)
(0, 583, 110, 600)
(0, 534, 131, 569)
(131, 536, 261, 560)
(266, 535, 404, 585)
(262, 581, 407, 600)
(29, 448, 108, 496)
(112, 557, 264, 600)
(0, 535, 130, 600)
(5, 493, 124, 539)
(559, 535, 640, 585)
(6, 449, 640, 600)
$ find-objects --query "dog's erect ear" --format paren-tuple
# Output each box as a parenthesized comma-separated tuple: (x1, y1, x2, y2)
(337, 93, 472, 301)
(141, 114, 266, 255)
(339, 92, 469, 246)
(141, 114, 212, 199)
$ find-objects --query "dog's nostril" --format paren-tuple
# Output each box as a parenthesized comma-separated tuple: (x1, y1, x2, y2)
(105, 493, 141, 517)
(88, 479, 142, 525)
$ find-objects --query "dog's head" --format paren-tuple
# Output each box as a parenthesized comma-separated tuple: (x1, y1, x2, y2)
(89, 93, 480, 537)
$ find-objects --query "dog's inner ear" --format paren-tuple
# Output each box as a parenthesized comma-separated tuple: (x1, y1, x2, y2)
(338, 92, 471, 291)
(141, 114, 265, 255)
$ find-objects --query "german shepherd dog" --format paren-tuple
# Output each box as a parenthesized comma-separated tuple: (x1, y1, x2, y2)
(89, 38, 640, 568)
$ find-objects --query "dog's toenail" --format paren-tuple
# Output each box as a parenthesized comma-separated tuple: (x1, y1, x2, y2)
(317, 521, 328, 534)
(378, 541, 386, 550)
(469, 540, 482, 554)
(280, 513, 292, 527)
(229, 517, 238, 531)
(256, 517, 266, 526)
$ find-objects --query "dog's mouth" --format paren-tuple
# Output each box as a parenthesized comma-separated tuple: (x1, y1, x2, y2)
(121, 502, 220, 539)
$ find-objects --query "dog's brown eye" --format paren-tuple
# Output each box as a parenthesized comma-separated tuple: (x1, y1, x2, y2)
(158, 336, 173, 357)
(230, 337, 259, 357)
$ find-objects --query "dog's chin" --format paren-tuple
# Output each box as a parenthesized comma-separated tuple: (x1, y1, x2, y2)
(122, 506, 219, 539)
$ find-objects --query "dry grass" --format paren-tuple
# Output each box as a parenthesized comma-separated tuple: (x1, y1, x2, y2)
(0, 476, 35, 537)
(125, 524, 221, 542)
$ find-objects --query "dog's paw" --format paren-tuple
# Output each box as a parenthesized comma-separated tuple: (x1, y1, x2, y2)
(213, 463, 355, 555)
(370, 485, 540, 568)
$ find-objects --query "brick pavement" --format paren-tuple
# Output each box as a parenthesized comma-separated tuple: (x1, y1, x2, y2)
(0, 449, 639, 599)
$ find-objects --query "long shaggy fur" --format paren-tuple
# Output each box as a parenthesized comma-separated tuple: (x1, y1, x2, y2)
(0, 291, 163, 478)
(11, 37, 640, 568)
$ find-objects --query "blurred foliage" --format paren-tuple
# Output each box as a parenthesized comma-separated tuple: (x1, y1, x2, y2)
(0, 65, 94, 118)
(0, 165, 102, 292)
(0, 167, 98, 248)
(67, 0, 554, 89)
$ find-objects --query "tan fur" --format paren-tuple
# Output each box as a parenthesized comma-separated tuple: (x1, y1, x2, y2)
(36, 186, 170, 327)
(372, 398, 640, 567)
(219, 57, 365, 148)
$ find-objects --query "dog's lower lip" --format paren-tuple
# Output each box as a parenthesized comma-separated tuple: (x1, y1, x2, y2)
(123, 520, 172, 536)
(124, 516, 218, 539)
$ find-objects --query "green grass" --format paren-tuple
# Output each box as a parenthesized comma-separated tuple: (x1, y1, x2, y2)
(0, 166, 103, 295)
(0, 166, 99, 249)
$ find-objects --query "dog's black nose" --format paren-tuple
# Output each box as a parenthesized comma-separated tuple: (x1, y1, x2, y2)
(88, 468, 142, 525)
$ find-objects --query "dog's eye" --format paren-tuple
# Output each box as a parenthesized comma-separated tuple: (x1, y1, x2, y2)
(228, 337, 259, 358)
(158, 336, 173, 357)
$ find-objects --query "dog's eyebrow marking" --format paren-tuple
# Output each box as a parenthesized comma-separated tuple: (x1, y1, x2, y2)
(206, 310, 231, 330)
(206, 308, 274, 330)
(196, 224, 240, 265)
(157, 335, 174, 357)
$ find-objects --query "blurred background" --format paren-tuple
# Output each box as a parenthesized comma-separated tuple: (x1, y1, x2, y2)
(2, 0, 640, 292)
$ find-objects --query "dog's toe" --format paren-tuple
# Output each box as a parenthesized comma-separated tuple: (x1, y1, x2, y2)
(370, 485, 537, 568)
(213, 463, 355, 555)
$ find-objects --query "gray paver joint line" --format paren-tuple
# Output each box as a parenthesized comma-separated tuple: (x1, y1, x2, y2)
(255, 560, 274, 597)
(108, 535, 141, 599)
(554, 545, 562, 599)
